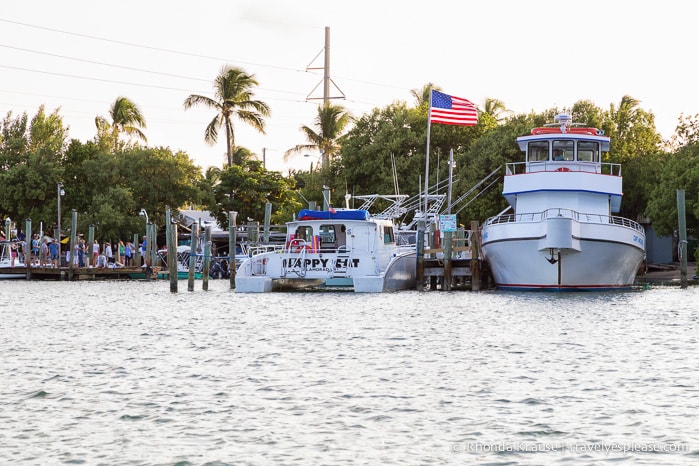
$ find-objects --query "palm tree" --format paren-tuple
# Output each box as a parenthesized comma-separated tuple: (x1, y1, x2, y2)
(284, 103, 351, 170)
(95, 96, 147, 152)
(184, 66, 270, 168)
(482, 97, 512, 122)
(410, 83, 437, 107)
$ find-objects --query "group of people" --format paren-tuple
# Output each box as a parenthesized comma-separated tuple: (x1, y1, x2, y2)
(1, 230, 60, 268)
(2, 228, 150, 269)
(70, 238, 147, 268)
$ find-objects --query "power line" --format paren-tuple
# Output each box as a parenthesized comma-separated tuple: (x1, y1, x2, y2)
(0, 17, 413, 96)
(0, 43, 211, 83)
(0, 17, 307, 74)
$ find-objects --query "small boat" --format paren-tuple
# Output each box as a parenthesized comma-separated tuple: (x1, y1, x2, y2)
(0, 241, 26, 279)
(481, 113, 646, 291)
(235, 208, 417, 292)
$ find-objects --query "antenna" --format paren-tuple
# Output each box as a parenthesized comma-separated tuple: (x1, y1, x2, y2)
(306, 26, 346, 104)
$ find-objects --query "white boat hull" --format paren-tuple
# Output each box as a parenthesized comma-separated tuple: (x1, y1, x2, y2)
(482, 218, 645, 291)
(235, 249, 417, 293)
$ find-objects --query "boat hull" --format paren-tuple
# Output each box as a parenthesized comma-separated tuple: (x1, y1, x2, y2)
(482, 220, 645, 291)
(235, 250, 417, 293)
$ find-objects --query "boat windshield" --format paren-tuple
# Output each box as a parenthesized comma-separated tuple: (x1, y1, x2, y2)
(526, 140, 601, 162)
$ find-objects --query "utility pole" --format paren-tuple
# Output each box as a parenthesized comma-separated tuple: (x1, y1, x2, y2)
(306, 26, 346, 171)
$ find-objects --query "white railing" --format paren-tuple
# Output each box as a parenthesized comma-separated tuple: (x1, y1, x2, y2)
(505, 161, 622, 176)
(485, 208, 644, 233)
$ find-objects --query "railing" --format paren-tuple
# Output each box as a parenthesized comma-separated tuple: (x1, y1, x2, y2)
(505, 161, 622, 176)
(485, 208, 644, 233)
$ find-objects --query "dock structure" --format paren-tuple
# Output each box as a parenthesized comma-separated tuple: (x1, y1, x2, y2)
(0, 264, 160, 281)
(418, 222, 492, 291)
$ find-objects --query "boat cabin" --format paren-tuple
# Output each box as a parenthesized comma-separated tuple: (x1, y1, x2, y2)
(286, 209, 398, 254)
(513, 114, 611, 174)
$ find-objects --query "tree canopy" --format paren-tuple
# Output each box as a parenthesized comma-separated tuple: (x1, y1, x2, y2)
(2, 86, 697, 252)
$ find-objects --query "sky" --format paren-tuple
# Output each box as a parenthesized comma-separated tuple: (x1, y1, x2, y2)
(1, 1, 697, 174)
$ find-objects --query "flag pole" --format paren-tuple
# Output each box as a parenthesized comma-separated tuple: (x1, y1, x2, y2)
(424, 89, 433, 221)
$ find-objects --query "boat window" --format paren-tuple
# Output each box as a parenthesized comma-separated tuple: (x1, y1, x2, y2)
(383, 226, 395, 244)
(577, 141, 600, 162)
(528, 141, 549, 162)
(553, 140, 574, 161)
(319, 224, 336, 244)
(295, 226, 313, 242)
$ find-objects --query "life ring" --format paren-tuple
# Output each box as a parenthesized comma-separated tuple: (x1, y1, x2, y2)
(294, 245, 311, 253)
(555, 167, 570, 172)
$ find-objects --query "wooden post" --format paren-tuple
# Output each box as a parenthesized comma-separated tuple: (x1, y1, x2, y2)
(229, 211, 237, 290)
(166, 207, 177, 293)
(25, 218, 32, 280)
(188, 222, 198, 292)
(87, 224, 95, 268)
(150, 223, 158, 272)
(144, 222, 152, 280)
(415, 220, 425, 291)
(677, 189, 688, 289)
(263, 202, 272, 242)
(133, 233, 141, 267)
(443, 230, 453, 291)
(203, 226, 211, 291)
(470, 220, 481, 291)
(68, 210, 77, 280)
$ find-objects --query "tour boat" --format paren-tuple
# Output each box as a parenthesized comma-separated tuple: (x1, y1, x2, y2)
(480, 114, 646, 291)
(235, 208, 417, 292)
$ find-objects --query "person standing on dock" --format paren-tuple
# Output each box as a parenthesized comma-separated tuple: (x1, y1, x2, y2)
(49, 239, 59, 268)
(92, 240, 100, 266)
(40, 238, 49, 267)
(31, 234, 39, 266)
(124, 241, 133, 266)
(10, 240, 18, 267)
(104, 242, 114, 266)
(77, 238, 85, 267)
(118, 240, 125, 264)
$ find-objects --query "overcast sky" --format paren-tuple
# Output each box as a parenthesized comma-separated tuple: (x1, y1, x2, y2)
(1, 1, 696, 173)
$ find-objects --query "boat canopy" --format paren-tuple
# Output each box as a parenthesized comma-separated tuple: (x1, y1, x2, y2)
(297, 209, 370, 221)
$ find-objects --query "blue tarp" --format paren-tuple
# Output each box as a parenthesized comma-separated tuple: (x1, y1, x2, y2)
(297, 209, 370, 221)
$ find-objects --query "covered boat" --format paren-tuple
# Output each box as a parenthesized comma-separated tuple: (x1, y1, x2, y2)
(480, 113, 646, 291)
(235, 208, 417, 292)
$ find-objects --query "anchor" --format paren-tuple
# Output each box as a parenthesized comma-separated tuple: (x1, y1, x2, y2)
(546, 248, 559, 264)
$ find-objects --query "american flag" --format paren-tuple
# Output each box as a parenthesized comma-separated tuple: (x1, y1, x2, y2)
(429, 90, 478, 126)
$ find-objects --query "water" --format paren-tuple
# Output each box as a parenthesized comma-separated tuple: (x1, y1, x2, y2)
(1, 280, 698, 465)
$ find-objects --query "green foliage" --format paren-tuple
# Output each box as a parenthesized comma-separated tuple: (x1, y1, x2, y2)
(645, 144, 699, 236)
(206, 161, 300, 228)
(6, 88, 696, 250)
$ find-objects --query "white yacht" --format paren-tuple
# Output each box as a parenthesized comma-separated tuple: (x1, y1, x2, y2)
(481, 114, 646, 291)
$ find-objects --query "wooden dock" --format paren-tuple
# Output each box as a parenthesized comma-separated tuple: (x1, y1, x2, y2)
(418, 221, 493, 291)
(0, 265, 161, 281)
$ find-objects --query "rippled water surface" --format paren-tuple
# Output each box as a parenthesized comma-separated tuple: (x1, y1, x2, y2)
(1, 280, 698, 465)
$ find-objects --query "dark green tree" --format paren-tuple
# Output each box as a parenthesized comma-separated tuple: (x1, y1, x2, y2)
(206, 160, 300, 227)
(645, 145, 699, 237)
